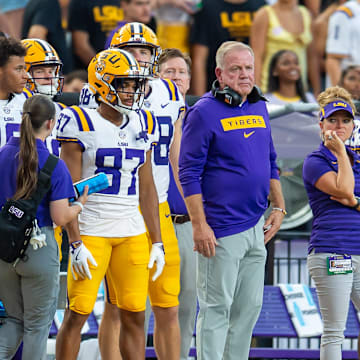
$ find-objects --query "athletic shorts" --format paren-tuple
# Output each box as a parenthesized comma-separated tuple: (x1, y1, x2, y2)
(148, 201, 180, 308)
(67, 233, 149, 314)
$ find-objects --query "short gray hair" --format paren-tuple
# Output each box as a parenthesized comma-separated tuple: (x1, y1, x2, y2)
(215, 41, 254, 69)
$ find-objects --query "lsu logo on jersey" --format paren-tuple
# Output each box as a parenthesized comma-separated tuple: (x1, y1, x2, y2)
(220, 115, 266, 132)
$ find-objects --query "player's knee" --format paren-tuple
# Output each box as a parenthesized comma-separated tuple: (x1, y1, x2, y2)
(120, 294, 146, 312)
(69, 295, 96, 316)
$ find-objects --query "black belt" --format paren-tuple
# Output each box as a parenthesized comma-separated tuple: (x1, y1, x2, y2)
(171, 214, 190, 224)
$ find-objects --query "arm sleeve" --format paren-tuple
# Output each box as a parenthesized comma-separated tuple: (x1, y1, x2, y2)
(50, 159, 76, 201)
(179, 107, 211, 197)
(326, 11, 351, 56)
(269, 135, 280, 180)
(303, 154, 332, 187)
(56, 107, 91, 151)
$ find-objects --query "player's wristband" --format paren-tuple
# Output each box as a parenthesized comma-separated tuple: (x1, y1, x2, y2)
(70, 240, 82, 251)
(272, 207, 287, 216)
(72, 201, 84, 213)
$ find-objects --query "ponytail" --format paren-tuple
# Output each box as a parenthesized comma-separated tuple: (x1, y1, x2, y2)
(13, 94, 55, 200)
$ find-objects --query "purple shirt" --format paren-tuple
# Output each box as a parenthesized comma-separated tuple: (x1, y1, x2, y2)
(0, 137, 75, 227)
(179, 92, 279, 238)
(303, 143, 360, 255)
(104, 20, 128, 49)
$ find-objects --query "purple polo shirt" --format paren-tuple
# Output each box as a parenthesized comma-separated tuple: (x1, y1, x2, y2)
(303, 143, 360, 255)
(179, 92, 279, 238)
(0, 137, 75, 227)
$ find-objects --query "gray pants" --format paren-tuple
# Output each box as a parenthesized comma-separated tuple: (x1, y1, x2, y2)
(174, 220, 197, 360)
(0, 226, 59, 360)
(196, 217, 267, 360)
(308, 251, 360, 360)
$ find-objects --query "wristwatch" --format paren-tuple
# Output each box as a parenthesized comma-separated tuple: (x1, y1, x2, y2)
(351, 196, 360, 210)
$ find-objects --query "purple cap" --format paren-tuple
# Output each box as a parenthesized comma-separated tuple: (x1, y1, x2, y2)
(320, 100, 354, 121)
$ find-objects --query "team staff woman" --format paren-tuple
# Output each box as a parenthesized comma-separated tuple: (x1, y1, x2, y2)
(0, 94, 88, 360)
(303, 86, 360, 360)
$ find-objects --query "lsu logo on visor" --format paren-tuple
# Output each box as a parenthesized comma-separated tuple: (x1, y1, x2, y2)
(221, 115, 266, 132)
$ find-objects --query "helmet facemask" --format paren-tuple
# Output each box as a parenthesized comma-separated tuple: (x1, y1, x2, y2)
(27, 63, 64, 98)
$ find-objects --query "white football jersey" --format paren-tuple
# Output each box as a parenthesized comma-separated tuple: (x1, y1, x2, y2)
(56, 105, 151, 237)
(143, 78, 185, 203)
(45, 101, 66, 156)
(79, 83, 99, 109)
(0, 89, 33, 147)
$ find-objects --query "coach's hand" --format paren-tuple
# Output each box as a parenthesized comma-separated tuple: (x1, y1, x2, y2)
(148, 242, 165, 281)
(193, 221, 218, 257)
(69, 240, 97, 280)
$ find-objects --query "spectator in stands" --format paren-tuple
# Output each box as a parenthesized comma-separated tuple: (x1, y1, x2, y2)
(303, 86, 360, 360)
(68, 0, 122, 69)
(104, 0, 156, 49)
(325, 0, 360, 87)
(189, 0, 265, 96)
(312, 0, 347, 90)
(179, 41, 285, 360)
(154, 0, 200, 55)
(22, 0, 71, 74)
(63, 69, 87, 93)
(339, 65, 360, 102)
(250, 0, 320, 95)
(0, 94, 88, 360)
(158, 48, 196, 360)
(265, 49, 316, 105)
(0, 0, 28, 39)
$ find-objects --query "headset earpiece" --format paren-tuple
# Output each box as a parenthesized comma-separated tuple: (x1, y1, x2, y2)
(211, 80, 242, 107)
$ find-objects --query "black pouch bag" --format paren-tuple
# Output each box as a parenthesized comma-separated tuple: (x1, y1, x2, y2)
(0, 154, 59, 263)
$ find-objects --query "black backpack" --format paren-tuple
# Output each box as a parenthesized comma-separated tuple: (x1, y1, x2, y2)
(0, 154, 59, 264)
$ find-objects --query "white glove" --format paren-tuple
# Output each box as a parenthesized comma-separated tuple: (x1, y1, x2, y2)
(70, 240, 97, 280)
(30, 219, 47, 250)
(30, 233, 47, 250)
(148, 242, 165, 281)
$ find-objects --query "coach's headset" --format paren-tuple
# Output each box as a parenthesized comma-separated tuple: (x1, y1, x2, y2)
(211, 79, 266, 106)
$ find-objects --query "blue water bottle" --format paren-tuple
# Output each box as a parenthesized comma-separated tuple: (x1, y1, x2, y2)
(70, 172, 109, 202)
(0, 300, 7, 327)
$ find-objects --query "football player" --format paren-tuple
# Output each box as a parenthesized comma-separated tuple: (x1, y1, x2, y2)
(55, 48, 165, 360)
(100, 22, 185, 360)
(0, 37, 32, 148)
(21, 38, 66, 156)
(21, 38, 68, 262)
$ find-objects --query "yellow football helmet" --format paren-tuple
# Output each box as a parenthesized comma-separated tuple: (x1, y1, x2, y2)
(88, 48, 145, 114)
(21, 38, 64, 97)
(110, 22, 161, 77)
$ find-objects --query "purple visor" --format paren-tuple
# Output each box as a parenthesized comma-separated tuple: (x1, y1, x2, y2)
(320, 100, 354, 121)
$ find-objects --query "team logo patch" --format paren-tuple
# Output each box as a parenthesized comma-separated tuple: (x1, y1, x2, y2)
(3, 107, 10, 114)
(95, 60, 106, 73)
(221, 115, 266, 131)
(119, 131, 127, 140)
